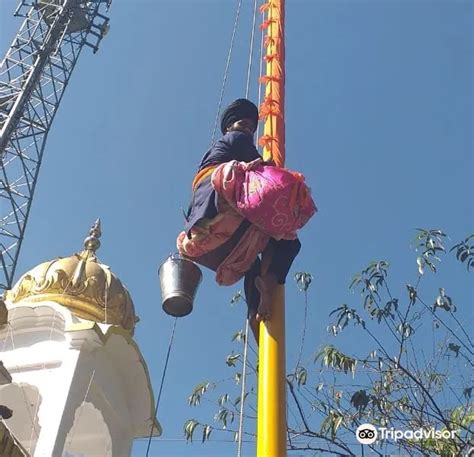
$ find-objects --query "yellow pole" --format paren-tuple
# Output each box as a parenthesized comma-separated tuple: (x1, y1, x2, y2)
(257, 286, 286, 456)
(257, 1, 287, 456)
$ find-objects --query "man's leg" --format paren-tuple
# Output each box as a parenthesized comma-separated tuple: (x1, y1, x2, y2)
(244, 257, 261, 342)
(255, 238, 302, 321)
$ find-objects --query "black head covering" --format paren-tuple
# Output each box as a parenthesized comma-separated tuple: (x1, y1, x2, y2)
(220, 98, 259, 134)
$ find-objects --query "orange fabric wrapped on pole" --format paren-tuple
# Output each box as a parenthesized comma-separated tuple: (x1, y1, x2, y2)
(257, 1, 288, 456)
(259, 0, 286, 168)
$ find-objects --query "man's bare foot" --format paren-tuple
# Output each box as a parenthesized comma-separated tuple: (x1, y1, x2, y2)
(255, 276, 272, 321)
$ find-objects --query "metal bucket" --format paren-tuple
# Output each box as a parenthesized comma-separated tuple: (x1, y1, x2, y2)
(158, 256, 202, 317)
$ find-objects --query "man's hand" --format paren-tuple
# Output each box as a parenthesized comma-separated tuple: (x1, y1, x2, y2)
(246, 158, 264, 170)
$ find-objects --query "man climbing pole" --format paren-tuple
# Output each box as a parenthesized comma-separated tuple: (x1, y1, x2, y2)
(177, 98, 315, 341)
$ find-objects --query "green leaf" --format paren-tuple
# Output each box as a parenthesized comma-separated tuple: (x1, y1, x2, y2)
(232, 330, 245, 342)
(295, 366, 307, 386)
(184, 419, 199, 442)
(188, 382, 215, 406)
(230, 290, 242, 305)
(233, 392, 249, 407)
(406, 284, 417, 305)
(315, 345, 357, 376)
(412, 228, 447, 273)
(294, 271, 313, 292)
(202, 424, 212, 442)
(397, 323, 414, 338)
(320, 410, 344, 438)
(450, 234, 474, 271)
(218, 394, 230, 406)
(226, 353, 241, 367)
(447, 343, 461, 357)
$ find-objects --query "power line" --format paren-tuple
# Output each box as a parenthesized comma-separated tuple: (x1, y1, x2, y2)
(210, 0, 243, 146)
(145, 318, 178, 457)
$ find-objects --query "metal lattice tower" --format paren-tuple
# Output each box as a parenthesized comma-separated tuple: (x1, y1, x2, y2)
(0, 0, 111, 291)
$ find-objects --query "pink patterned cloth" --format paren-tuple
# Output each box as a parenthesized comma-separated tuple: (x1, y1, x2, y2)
(177, 198, 269, 285)
(177, 160, 316, 286)
(212, 160, 317, 240)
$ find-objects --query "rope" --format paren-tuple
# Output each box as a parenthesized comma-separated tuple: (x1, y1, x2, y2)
(145, 317, 178, 457)
(295, 288, 309, 370)
(236, 315, 250, 457)
(28, 249, 96, 451)
(1, 305, 13, 352)
(65, 369, 96, 450)
(104, 285, 108, 324)
(237, 4, 261, 453)
(29, 308, 59, 453)
(237, 5, 263, 454)
(245, 0, 259, 99)
(138, 437, 256, 443)
(210, 0, 243, 146)
(6, 324, 38, 441)
(3, 249, 93, 452)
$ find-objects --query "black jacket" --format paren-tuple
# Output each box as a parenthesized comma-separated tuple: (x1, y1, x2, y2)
(184, 130, 261, 235)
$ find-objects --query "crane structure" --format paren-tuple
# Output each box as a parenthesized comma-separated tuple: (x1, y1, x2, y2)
(0, 0, 111, 291)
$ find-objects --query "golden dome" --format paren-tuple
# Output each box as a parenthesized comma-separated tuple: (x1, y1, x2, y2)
(5, 220, 137, 332)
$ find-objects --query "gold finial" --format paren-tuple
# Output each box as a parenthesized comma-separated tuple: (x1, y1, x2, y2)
(83, 219, 102, 254)
(73, 219, 102, 283)
(5, 217, 137, 332)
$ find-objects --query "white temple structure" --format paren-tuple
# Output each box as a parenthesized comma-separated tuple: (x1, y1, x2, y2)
(0, 220, 160, 456)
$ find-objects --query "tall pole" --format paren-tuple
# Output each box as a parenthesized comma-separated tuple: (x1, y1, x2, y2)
(257, 1, 286, 456)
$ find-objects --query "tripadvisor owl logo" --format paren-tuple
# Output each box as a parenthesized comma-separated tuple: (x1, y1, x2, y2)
(355, 423, 459, 444)
(356, 423, 378, 444)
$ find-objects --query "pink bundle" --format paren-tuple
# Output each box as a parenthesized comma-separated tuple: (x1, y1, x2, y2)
(212, 160, 317, 240)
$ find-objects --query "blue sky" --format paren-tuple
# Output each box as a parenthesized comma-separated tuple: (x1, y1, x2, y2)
(0, 0, 472, 456)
